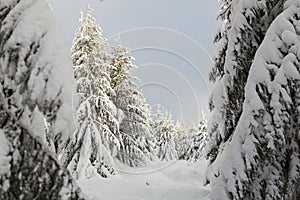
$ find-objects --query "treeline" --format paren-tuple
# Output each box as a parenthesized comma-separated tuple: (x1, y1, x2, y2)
(63, 6, 208, 179)
(0, 2, 208, 199)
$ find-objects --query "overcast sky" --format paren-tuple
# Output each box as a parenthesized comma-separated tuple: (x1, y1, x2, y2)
(50, 0, 219, 125)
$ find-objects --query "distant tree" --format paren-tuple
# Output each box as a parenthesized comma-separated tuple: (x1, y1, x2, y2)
(67, 6, 119, 179)
(178, 126, 194, 161)
(152, 106, 178, 161)
(110, 38, 155, 166)
(0, 0, 84, 198)
(182, 113, 207, 162)
(174, 120, 183, 152)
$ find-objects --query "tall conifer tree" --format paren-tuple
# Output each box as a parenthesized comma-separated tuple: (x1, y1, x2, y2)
(68, 6, 119, 179)
(110, 38, 155, 166)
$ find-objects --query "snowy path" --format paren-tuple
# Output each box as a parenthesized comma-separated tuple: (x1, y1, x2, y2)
(77, 160, 210, 200)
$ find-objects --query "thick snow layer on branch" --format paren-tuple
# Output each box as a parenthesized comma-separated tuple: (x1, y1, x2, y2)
(0, 130, 10, 176)
(209, 3, 300, 199)
(1, 0, 76, 143)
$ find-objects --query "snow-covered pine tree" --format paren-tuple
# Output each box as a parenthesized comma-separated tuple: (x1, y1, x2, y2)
(67, 6, 119, 179)
(0, 0, 84, 198)
(0, 111, 84, 199)
(208, 1, 300, 199)
(197, 112, 208, 158)
(174, 121, 182, 141)
(178, 125, 195, 161)
(183, 112, 208, 162)
(174, 120, 183, 153)
(152, 106, 178, 161)
(178, 124, 190, 160)
(209, 0, 234, 82)
(206, 0, 285, 174)
(110, 38, 155, 167)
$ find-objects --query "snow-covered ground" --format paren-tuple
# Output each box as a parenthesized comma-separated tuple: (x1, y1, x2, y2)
(78, 160, 210, 200)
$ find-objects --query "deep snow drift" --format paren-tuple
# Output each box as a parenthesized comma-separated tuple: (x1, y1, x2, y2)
(78, 160, 210, 200)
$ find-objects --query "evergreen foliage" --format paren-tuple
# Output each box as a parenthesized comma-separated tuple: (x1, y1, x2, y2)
(152, 106, 178, 161)
(110, 38, 155, 167)
(0, 0, 84, 198)
(68, 6, 120, 179)
(207, 1, 300, 199)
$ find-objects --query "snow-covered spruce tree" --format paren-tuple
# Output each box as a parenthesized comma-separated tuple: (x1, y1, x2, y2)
(67, 6, 119, 179)
(0, 0, 84, 198)
(110, 38, 155, 167)
(173, 120, 183, 153)
(208, 1, 300, 199)
(209, 0, 234, 82)
(152, 106, 178, 161)
(178, 124, 190, 160)
(174, 121, 183, 141)
(0, 111, 84, 199)
(181, 113, 208, 162)
(206, 0, 285, 174)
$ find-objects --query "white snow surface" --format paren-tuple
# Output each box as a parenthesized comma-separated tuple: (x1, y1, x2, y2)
(77, 160, 210, 200)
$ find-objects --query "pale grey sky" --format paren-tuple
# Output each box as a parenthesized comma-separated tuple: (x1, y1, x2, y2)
(50, 0, 219, 125)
